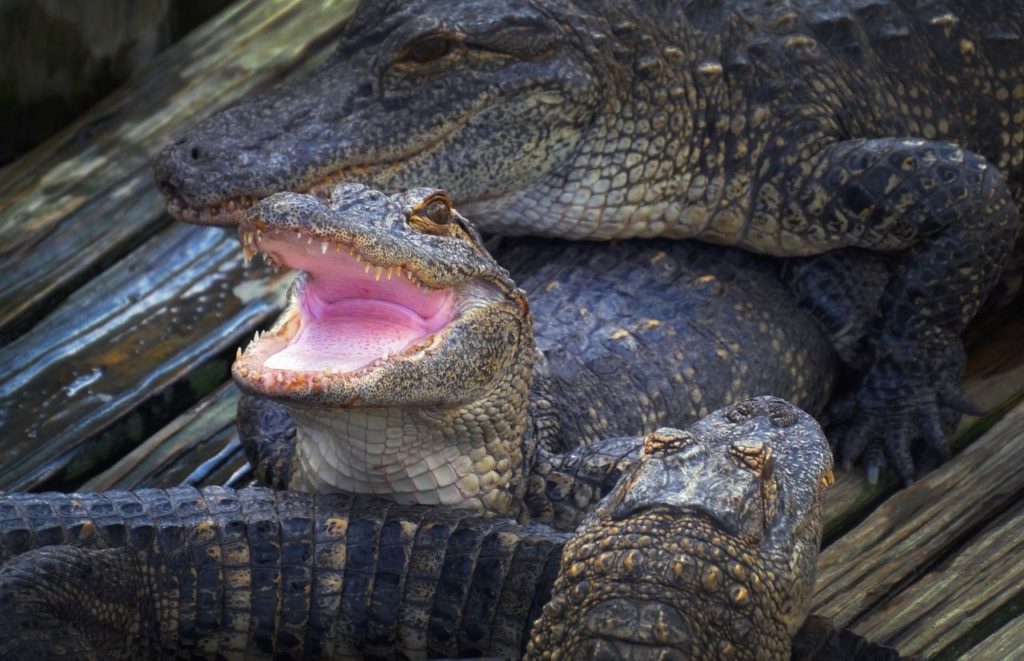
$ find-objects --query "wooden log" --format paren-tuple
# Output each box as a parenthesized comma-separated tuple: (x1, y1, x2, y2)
(850, 497, 1024, 658)
(0, 0, 356, 341)
(82, 382, 246, 491)
(0, 223, 290, 492)
(958, 613, 1024, 660)
(812, 399, 1024, 641)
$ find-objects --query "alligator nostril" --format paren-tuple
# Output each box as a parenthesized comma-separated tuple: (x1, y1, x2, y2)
(174, 136, 187, 145)
(189, 146, 202, 161)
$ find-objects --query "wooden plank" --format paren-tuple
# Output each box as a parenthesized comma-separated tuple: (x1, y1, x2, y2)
(82, 382, 244, 491)
(812, 399, 1024, 635)
(851, 495, 1024, 657)
(0, 0, 356, 340)
(959, 613, 1024, 660)
(0, 224, 290, 492)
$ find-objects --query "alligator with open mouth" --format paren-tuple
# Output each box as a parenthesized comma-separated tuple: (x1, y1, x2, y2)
(231, 183, 839, 528)
(152, 0, 1024, 482)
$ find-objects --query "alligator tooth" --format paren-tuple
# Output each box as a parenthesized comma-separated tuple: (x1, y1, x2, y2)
(364, 264, 371, 274)
(295, 232, 302, 240)
(307, 237, 313, 246)
(335, 243, 343, 252)
(242, 242, 256, 263)
(321, 242, 328, 255)
(236, 347, 242, 361)
(253, 331, 259, 343)
(386, 268, 393, 280)
(374, 266, 383, 281)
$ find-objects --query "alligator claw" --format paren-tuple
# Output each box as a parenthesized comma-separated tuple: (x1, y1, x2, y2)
(825, 338, 973, 484)
(939, 385, 983, 416)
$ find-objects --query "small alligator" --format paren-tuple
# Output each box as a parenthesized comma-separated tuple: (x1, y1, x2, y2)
(0, 398, 843, 659)
(153, 0, 1024, 481)
(232, 183, 840, 524)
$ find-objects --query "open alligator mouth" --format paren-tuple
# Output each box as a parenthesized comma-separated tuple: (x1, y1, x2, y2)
(233, 224, 458, 396)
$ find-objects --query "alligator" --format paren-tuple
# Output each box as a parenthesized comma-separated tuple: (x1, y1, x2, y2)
(152, 0, 1024, 482)
(0, 397, 850, 659)
(231, 183, 845, 526)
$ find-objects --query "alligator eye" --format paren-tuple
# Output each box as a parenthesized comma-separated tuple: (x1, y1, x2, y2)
(399, 34, 455, 64)
(408, 195, 457, 235)
(420, 197, 452, 224)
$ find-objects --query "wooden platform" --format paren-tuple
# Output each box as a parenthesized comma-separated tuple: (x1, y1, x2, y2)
(1, 2, 1022, 658)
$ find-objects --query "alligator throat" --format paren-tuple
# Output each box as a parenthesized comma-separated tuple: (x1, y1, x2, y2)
(239, 229, 455, 380)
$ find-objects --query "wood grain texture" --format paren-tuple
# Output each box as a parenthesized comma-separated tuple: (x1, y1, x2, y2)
(0, 224, 290, 492)
(853, 497, 1024, 658)
(82, 382, 247, 491)
(960, 612, 1024, 660)
(0, 0, 356, 339)
(813, 399, 1024, 650)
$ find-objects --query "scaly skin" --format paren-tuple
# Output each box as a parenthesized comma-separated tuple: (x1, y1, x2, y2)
(528, 399, 834, 660)
(233, 184, 838, 526)
(0, 398, 838, 660)
(153, 0, 1024, 481)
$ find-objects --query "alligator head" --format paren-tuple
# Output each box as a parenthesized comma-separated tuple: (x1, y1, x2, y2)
(528, 396, 835, 658)
(153, 0, 692, 238)
(234, 183, 535, 513)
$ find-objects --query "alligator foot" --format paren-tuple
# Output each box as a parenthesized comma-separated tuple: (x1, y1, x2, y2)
(825, 338, 979, 484)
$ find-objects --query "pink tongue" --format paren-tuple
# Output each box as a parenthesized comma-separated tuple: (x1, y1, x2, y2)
(264, 299, 434, 372)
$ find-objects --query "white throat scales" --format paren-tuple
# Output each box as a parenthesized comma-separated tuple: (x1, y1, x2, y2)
(287, 405, 524, 515)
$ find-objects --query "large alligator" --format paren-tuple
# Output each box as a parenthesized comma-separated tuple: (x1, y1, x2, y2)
(152, 0, 1024, 481)
(232, 183, 840, 525)
(0, 398, 848, 659)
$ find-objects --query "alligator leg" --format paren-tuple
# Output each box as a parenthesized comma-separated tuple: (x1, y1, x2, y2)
(524, 435, 644, 531)
(757, 138, 1021, 482)
(237, 392, 297, 489)
(0, 546, 150, 659)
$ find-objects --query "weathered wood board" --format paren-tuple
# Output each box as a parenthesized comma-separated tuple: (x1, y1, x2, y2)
(0, 0, 356, 341)
(814, 399, 1024, 658)
(0, 223, 290, 492)
(82, 382, 248, 491)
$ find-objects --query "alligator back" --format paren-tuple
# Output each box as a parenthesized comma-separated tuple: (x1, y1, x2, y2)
(733, 0, 1024, 199)
(500, 238, 840, 451)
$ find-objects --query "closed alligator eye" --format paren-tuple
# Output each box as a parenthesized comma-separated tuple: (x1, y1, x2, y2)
(399, 34, 454, 64)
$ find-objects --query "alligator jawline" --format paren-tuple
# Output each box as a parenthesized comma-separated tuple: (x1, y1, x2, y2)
(165, 101, 490, 227)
